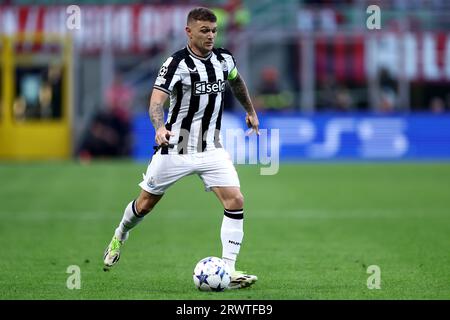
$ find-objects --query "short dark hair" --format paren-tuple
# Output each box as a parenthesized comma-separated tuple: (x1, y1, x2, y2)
(187, 7, 217, 25)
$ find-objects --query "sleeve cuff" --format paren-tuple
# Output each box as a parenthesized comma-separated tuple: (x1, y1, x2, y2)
(153, 86, 171, 94)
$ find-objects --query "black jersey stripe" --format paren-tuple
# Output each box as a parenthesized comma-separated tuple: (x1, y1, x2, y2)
(165, 81, 183, 132)
(213, 50, 227, 148)
(161, 81, 183, 154)
(158, 56, 181, 92)
(214, 49, 229, 80)
(178, 54, 200, 154)
(197, 59, 217, 152)
(214, 95, 224, 148)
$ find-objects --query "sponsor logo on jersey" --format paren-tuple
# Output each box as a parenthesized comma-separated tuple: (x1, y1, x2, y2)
(194, 79, 226, 95)
(187, 66, 198, 73)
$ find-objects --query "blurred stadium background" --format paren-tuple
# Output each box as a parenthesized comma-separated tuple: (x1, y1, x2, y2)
(1, 0, 450, 299)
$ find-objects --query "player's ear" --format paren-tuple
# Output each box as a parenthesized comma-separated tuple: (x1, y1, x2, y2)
(185, 26, 192, 38)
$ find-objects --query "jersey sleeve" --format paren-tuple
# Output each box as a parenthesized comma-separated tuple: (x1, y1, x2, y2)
(224, 52, 238, 81)
(153, 56, 182, 94)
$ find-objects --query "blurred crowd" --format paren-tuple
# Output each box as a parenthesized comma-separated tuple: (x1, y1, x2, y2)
(78, 72, 134, 159)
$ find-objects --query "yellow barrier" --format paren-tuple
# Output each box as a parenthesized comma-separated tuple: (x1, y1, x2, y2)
(0, 33, 72, 160)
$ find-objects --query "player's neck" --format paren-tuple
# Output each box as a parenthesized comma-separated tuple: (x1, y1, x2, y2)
(188, 43, 211, 58)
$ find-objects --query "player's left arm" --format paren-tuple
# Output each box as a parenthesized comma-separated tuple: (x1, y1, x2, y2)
(228, 71, 260, 135)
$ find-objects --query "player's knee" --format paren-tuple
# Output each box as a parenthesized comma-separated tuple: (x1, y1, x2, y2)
(226, 193, 244, 210)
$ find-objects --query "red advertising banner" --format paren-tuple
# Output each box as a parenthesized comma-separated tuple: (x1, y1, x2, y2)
(315, 31, 450, 83)
(0, 5, 192, 53)
(1, 6, 450, 82)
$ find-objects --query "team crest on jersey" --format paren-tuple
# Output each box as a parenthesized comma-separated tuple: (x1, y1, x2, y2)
(220, 60, 228, 71)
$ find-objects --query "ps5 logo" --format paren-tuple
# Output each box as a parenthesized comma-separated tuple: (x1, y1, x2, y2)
(194, 80, 226, 95)
(266, 117, 409, 159)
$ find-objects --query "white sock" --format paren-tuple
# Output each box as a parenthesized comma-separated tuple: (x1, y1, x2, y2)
(223, 257, 236, 272)
(221, 209, 244, 273)
(114, 200, 144, 241)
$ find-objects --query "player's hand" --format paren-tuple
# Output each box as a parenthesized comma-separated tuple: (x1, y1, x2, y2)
(245, 112, 260, 136)
(155, 126, 174, 146)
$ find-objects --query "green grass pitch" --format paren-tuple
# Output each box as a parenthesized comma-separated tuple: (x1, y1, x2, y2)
(0, 161, 449, 299)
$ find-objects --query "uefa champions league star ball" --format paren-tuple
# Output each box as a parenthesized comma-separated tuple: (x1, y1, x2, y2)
(193, 257, 231, 292)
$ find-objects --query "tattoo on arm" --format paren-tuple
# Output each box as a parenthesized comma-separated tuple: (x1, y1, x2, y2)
(149, 101, 165, 130)
(229, 74, 255, 114)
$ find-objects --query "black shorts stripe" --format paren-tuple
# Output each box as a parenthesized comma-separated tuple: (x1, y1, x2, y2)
(197, 59, 217, 152)
(178, 54, 200, 154)
(160, 146, 168, 154)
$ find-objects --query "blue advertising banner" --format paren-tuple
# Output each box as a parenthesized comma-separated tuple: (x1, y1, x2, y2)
(132, 112, 450, 162)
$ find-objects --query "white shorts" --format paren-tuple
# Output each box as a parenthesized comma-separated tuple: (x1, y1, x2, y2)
(139, 148, 240, 195)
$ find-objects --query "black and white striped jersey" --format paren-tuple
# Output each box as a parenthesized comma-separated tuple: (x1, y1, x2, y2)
(153, 45, 238, 155)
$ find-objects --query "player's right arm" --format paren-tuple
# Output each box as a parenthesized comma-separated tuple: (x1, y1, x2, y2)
(151, 53, 184, 146)
(149, 88, 173, 146)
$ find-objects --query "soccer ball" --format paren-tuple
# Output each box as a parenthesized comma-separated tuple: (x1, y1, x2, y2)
(193, 256, 231, 292)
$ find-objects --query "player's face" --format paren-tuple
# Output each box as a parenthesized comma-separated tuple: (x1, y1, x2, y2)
(186, 20, 217, 56)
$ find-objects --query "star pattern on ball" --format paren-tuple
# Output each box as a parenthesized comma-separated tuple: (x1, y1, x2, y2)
(196, 272, 209, 286)
(212, 283, 224, 292)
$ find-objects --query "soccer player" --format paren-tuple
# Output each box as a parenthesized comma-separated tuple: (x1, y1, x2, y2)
(103, 7, 259, 289)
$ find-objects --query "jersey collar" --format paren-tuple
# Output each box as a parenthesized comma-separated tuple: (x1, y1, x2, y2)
(187, 45, 212, 61)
